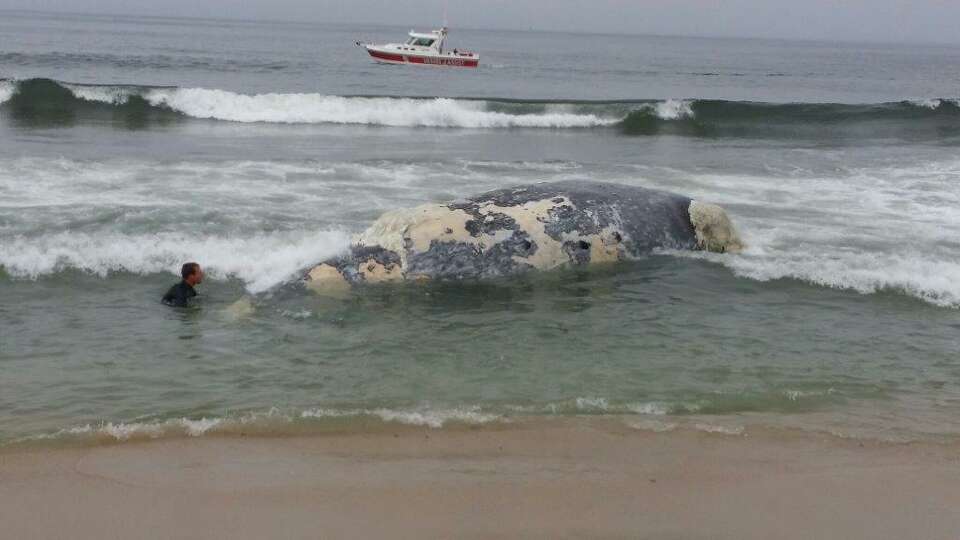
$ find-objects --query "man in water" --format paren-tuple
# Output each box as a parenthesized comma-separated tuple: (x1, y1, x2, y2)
(162, 262, 203, 307)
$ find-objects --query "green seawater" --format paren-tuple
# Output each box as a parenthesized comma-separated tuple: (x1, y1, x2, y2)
(3, 12, 960, 444)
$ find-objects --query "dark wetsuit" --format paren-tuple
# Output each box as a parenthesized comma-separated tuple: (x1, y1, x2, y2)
(162, 281, 197, 307)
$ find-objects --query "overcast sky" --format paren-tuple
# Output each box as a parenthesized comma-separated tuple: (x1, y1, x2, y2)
(4, 0, 959, 44)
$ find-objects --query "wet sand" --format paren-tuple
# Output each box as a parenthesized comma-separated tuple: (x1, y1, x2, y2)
(2, 418, 958, 539)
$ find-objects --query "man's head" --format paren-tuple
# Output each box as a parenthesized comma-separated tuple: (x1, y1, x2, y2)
(181, 262, 203, 286)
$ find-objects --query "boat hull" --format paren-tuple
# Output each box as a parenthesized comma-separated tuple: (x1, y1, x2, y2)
(365, 47, 479, 68)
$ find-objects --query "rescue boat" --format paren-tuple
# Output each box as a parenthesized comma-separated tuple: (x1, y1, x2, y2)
(356, 28, 479, 68)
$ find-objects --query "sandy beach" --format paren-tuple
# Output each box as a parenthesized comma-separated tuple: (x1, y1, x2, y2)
(2, 419, 958, 540)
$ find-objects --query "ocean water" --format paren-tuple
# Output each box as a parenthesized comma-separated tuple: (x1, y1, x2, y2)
(2, 11, 960, 444)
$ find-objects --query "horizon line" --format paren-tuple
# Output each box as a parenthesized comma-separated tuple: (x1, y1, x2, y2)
(2, 7, 959, 48)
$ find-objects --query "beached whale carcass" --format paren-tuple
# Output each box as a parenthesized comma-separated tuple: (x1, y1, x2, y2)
(305, 181, 742, 289)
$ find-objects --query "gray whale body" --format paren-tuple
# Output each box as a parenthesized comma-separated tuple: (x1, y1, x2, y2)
(306, 181, 742, 289)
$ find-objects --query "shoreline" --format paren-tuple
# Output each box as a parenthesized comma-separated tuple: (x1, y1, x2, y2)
(3, 417, 958, 539)
(8, 406, 960, 450)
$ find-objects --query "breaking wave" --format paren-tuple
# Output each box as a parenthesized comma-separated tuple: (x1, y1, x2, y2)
(0, 78, 622, 128)
(0, 79, 15, 104)
(619, 97, 960, 137)
(2, 78, 958, 139)
(0, 230, 351, 294)
(657, 158, 960, 308)
(146, 88, 623, 127)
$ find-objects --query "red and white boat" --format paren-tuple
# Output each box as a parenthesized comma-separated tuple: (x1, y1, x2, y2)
(356, 28, 479, 68)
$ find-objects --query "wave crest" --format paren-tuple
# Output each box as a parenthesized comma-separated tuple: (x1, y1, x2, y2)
(1, 229, 351, 293)
(145, 88, 622, 127)
(0, 80, 15, 104)
(0, 78, 624, 128)
(2, 79, 958, 139)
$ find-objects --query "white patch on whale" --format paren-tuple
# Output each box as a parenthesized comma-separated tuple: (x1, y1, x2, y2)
(305, 263, 351, 293)
(477, 196, 572, 270)
(689, 200, 744, 253)
(224, 296, 255, 320)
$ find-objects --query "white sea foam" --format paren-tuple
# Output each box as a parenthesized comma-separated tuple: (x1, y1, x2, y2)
(572, 398, 676, 415)
(29, 417, 225, 442)
(369, 407, 501, 428)
(574, 396, 610, 410)
(626, 419, 678, 432)
(690, 249, 960, 307)
(0, 80, 15, 104)
(102, 422, 163, 440)
(142, 87, 622, 127)
(652, 99, 694, 120)
(626, 402, 671, 415)
(909, 98, 958, 110)
(0, 157, 449, 211)
(301, 406, 501, 428)
(63, 82, 137, 104)
(784, 388, 835, 401)
(642, 158, 960, 308)
(280, 309, 314, 320)
(0, 157, 358, 293)
(912, 98, 943, 110)
(693, 423, 745, 435)
(1, 229, 350, 293)
(460, 160, 582, 172)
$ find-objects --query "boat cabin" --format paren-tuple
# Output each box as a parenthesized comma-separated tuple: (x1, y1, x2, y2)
(403, 29, 447, 52)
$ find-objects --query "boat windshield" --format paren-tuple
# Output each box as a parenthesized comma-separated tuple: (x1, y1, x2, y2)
(408, 38, 435, 47)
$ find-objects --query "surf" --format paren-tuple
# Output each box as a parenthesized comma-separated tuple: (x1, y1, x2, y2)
(0, 229, 352, 294)
(3, 78, 957, 140)
(3, 154, 960, 307)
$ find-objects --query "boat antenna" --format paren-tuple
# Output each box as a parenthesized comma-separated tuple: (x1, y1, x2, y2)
(442, 0, 448, 27)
